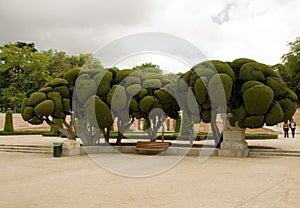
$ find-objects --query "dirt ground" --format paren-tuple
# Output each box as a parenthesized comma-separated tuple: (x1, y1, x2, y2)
(0, 151, 300, 208)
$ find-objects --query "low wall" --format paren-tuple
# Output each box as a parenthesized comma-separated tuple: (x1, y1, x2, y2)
(0, 113, 50, 131)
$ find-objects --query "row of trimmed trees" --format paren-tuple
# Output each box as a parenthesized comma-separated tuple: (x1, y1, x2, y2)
(21, 58, 298, 146)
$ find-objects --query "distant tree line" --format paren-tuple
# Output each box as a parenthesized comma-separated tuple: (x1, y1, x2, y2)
(0, 41, 103, 113)
(273, 37, 300, 106)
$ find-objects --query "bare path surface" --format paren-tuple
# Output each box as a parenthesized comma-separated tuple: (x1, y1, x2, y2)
(0, 149, 300, 208)
(0, 134, 300, 207)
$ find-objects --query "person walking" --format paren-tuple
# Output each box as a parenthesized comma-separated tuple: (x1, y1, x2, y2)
(290, 118, 296, 138)
(283, 121, 289, 138)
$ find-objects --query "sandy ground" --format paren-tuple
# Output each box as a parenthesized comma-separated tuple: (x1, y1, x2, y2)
(0, 151, 300, 208)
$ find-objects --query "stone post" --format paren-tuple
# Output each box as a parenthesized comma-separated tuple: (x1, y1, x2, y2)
(218, 115, 249, 157)
(62, 139, 81, 156)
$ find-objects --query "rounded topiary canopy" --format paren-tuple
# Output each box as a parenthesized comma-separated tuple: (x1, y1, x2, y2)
(180, 58, 298, 128)
(74, 74, 96, 104)
(243, 84, 274, 116)
(140, 95, 155, 113)
(34, 100, 55, 117)
(27, 92, 46, 107)
(85, 96, 114, 129)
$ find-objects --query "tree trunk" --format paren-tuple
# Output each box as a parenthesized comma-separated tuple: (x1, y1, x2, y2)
(45, 116, 76, 140)
(210, 111, 222, 148)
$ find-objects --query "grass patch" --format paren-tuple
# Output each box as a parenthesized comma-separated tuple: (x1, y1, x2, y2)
(0, 130, 49, 135)
(245, 133, 278, 140)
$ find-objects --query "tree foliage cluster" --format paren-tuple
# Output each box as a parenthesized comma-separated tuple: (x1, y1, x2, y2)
(274, 37, 300, 105)
(0, 42, 103, 112)
(179, 59, 298, 132)
(21, 57, 297, 146)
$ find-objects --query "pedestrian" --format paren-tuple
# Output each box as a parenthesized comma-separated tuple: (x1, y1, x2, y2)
(283, 121, 289, 138)
(290, 118, 296, 138)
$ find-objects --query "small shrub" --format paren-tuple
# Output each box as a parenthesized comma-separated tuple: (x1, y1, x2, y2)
(4, 110, 14, 132)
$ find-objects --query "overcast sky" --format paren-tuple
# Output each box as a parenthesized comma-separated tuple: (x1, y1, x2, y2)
(1, 0, 300, 72)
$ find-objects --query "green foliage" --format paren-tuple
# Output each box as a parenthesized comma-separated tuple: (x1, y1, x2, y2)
(22, 107, 34, 121)
(132, 63, 162, 74)
(129, 99, 139, 112)
(63, 67, 81, 89)
(187, 90, 199, 114)
(239, 62, 266, 82)
(0, 42, 51, 112)
(143, 73, 163, 80)
(143, 79, 161, 88)
(27, 92, 46, 107)
(208, 74, 231, 106)
(140, 96, 155, 113)
(266, 77, 287, 99)
(111, 86, 127, 111)
(28, 116, 44, 125)
(125, 76, 142, 86)
(175, 115, 181, 133)
(201, 110, 211, 123)
(85, 96, 113, 129)
(265, 101, 284, 126)
(194, 78, 207, 104)
(94, 71, 113, 97)
(286, 89, 298, 102)
(280, 37, 300, 103)
(38, 87, 53, 94)
(245, 133, 278, 140)
(244, 115, 265, 128)
(243, 85, 274, 115)
(21, 98, 28, 116)
(4, 110, 14, 132)
(47, 78, 69, 87)
(54, 86, 69, 98)
(126, 84, 142, 96)
(47, 92, 64, 118)
(279, 98, 298, 121)
(62, 98, 70, 112)
(139, 89, 148, 99)
(116, 69, 133, 83)
(74, 74, 96, 104)
(183, 58, 297, 130)
(231, 106, 247, 127)
(0, 130, 49, 135)
(200, 60, 236, 82)
(154, 89, 177, 110)
(34, 100, 55, 117)
(241, 81, 263, 94)
(230, 58, 256, 75)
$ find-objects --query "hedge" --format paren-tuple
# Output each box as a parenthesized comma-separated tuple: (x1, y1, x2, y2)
(0, 130, 49, 135)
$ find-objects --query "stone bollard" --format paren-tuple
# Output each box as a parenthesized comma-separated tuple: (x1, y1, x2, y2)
(62, 139, 81, 156)
(218, 117, 249, 157)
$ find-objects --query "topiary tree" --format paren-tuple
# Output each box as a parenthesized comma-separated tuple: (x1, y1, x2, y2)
(72, 68, 115, 145)
(179, 58, 298, 147)
(175, 114, 181, 133)
(21, 77, 76, 140)
(4, 109, 14, 132)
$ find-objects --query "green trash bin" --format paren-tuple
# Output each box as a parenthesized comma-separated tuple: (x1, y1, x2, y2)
(53, 142, 64, 157)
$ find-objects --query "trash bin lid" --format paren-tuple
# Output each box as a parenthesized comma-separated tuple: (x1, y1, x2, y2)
(53, 142, 64, 146)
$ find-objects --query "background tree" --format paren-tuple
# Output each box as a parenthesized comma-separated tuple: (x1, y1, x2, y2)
(278, 37, 300, 105)
(132, 63, 162, 74)
(0, 42, 51, 112)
